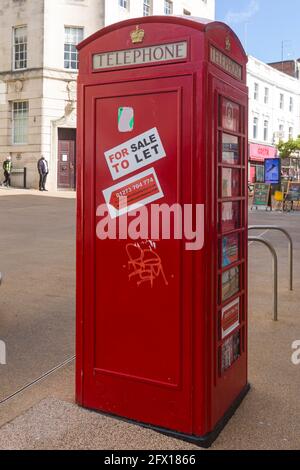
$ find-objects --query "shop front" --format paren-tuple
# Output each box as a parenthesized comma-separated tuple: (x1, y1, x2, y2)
(249, 142, 277, 183)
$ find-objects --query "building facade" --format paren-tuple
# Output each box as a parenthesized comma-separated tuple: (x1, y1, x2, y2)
(247, 55, 300, 183)
(0, 0, 215, 190)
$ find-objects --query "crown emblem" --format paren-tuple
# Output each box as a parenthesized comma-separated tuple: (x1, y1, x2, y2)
(130, 25, 145, 44)
(225, 36, 231, 51)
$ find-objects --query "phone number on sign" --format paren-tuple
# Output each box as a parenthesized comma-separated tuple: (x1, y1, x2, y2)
(115, 177, 155, 198)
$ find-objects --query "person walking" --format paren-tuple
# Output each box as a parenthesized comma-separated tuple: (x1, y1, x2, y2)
(2, 156, 12, 187)
(37, 156, 49, 191)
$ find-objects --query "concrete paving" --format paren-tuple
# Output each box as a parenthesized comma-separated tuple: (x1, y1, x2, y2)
(0, 194, 76, 400)
(0, 199, 300, 449)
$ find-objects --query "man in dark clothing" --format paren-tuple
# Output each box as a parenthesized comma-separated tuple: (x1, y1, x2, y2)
(37, 156, 49, 191)
(2, 156, 12, 187)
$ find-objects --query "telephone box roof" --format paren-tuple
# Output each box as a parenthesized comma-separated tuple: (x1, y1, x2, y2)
(77, 15, 247, 60)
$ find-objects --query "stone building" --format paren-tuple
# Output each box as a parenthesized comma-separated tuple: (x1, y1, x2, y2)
(0, 0, 215, 190)
(247, 55, 300, 183)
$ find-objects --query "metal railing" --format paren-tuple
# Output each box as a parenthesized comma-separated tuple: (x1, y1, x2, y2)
(249, 226, 293, 291)
(248, 236, 278, 321)
(248, 225, 294, 321)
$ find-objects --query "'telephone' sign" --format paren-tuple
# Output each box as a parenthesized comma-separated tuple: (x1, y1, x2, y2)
(93, 41, 187, 70)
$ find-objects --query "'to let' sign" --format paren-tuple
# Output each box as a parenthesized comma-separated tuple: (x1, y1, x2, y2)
(104, 127, 166, 180)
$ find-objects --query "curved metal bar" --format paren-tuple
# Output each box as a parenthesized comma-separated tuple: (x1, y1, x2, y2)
(248, 236, 278, 321)
(249, 225, 293, 291)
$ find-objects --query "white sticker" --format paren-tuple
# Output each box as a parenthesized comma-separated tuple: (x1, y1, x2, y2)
(104, 127, 166, 180)
(118, 107, 134, 132)
(221, 298, 240, 339)
(103, 167, 164, 219)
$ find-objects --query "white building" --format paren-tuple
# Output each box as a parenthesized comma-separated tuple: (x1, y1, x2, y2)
(0, 0, 215, 191)
(247, 55, 300, 182)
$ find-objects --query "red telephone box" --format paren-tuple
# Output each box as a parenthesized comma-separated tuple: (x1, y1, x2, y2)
(76, 16, 249, 447)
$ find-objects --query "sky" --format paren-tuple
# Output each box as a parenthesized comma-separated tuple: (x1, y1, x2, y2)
(216, 0, 300, 63)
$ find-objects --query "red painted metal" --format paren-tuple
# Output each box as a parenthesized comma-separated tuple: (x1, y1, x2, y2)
(76, 16, 249, 445)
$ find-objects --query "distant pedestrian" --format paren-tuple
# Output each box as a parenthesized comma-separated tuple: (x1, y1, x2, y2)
(37, 156, 49, 191)
(2, 156, 12, 187)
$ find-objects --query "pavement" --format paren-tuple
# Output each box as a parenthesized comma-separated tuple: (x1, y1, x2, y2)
(0, 192, 76, 401)
(0, 195, 300, 449)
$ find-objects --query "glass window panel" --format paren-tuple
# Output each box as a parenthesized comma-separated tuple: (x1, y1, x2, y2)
(221, 266, 240, 302)
(221, 201, 241, 232)
(221, 233, 239, 268)
(13, 101, 29, 144)
(221, 330, 241, 373)
(64, 27, 83, 69)
(222, 133, 240, 164)
(222, 99, 240, 132)
(14, 26, 27, 70)
(221, 168, 240, 198)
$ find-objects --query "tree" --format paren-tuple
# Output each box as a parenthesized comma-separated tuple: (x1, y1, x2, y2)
(277, 137, 300, 159)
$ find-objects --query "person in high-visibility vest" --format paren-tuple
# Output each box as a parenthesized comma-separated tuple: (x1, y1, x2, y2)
(2, 156, 12, 187)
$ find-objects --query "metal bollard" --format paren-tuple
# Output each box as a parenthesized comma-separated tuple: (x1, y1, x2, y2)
(248, 236, 278, 321)
(249, 225, 293, 291)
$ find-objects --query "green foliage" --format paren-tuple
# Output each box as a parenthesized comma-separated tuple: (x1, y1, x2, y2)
(277, 137, 300, 159)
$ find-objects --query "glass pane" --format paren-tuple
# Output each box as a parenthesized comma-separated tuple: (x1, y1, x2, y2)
(221, 266, 240, 302)
(222, 133, 239, 164)
(221, 233, 239, 268)
(222, 99, 240, 133)
(221, 330, 240, 373)
(221, 201, 241, 232)
(221, 168, 240, 198)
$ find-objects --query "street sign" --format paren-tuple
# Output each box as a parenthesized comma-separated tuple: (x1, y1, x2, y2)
(252, 183, 271, 209)
(264, 158, 281, 184)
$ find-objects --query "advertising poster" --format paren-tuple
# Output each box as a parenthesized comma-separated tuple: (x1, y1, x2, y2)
(252, 183, 271, 207)
(221, 331, 241, 373)
(222, 99, 240, 133)
(222, 234, 239, 268)
(287, 182, 300, 201)
(221, 201, 240, 232)
(222, 134, 239, 165)
(222, 266, 240, 302)
(221, 298, 240, 339)
(264, 158, 281, 184)
(222, 168, 240, 198)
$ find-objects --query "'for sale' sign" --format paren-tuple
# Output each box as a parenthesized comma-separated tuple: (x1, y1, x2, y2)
(104, 127, 166, 180)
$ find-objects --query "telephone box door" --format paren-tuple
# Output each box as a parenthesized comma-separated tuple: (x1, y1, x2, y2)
(81, 75, 194, 433)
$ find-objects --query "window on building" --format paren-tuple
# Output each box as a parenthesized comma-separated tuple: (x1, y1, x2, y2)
(164, 0, 173, 14)
(279, 93, 284, 110)
(289, 127, 293, 140)
(264, 87, 269, 104)
(254, 83, 259, 101)
(279, 124, 284, 140)
(143, 0, 152, 16)
(263, 120, 269, 141)
(253, 117, 258, 139)
(13, 26, 27, 70)
(119, 0, 128, 8)
(64, 27, 84, 70)
(183, 9, 191, 15)
(289, 97, 294, 113)
(12, 101, 29, 145)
